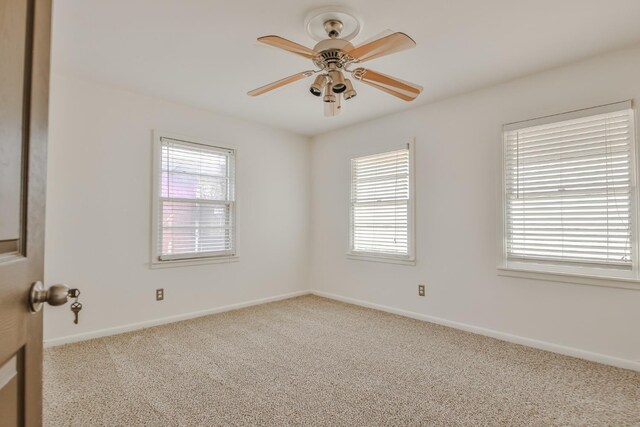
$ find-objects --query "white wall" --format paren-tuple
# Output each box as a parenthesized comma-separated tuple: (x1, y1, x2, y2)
(310, 45, 640, 365)
(44, 74, 311, 343)
(46, 44, 640, 368)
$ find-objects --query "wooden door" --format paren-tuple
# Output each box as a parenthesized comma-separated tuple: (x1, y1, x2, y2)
(0, 0, 51, 425)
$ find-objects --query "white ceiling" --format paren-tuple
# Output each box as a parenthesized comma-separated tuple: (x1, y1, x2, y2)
(52, 0, 640, 136)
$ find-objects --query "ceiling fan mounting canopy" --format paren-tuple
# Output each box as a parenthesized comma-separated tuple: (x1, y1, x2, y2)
(305, 6, 362, 41)
(247, 7, 423, 117)
(323, 19, 343, 39)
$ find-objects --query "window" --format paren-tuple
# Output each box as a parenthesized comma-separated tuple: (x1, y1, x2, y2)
(152, 134, 236, 265)
(501, 101, 638, 282)
(349, 142, 415, 263)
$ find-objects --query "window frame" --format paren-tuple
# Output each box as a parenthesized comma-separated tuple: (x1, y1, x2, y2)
(498, 101, 640, 289)
(347, 139, 416, 265)
(151, 131, 239, 268)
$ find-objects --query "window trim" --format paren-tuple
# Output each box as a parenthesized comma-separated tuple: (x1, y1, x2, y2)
(347, 139, 416, 265)
(150, 131, 239, 268)
(498, 101, 640, 288)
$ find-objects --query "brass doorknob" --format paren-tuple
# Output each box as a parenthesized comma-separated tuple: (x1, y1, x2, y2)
(29, 281, 74, 312)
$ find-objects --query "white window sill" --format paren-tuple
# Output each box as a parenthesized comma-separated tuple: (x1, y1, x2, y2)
(150, 255, 239, 269)
(347, 253, 416, 266)
(497, 266, 640, 290)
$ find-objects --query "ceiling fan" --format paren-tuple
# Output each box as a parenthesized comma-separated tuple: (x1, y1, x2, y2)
(247, 12, 423, 117)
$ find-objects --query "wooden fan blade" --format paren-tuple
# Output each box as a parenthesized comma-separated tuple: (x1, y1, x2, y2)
(357, 29, 395, 46)
(257, 35, 318, 60)
(247, 70, 316, 97)
(359, 80, 415, 101)
(347, 32, 416, 63)
(352, 68, 423, 101)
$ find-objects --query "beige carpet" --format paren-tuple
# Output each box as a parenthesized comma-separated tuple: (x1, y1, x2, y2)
(44, 295, 640, 426)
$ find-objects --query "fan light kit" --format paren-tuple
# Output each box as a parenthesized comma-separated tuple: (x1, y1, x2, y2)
(247, 7, 423, 117)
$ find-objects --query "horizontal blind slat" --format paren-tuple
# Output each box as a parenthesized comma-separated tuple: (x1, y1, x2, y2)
(351, 148, 410, 258)
(504, 108, 634, 268)
(159, 138, 236, 258)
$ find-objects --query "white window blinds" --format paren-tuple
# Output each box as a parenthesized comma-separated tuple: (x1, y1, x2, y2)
(504, 103, 635, 270)
(351, 147, 411, 258)
(158, 137, 235, 261)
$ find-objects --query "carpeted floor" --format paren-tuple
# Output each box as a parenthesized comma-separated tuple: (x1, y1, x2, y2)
(44, 295, 640, 426)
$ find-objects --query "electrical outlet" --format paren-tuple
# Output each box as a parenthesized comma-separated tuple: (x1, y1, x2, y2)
(156, 288, 164, 301)
(418, 285, 425, 297)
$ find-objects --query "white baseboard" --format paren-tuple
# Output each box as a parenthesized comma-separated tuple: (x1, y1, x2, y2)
(44, 290, 312, 348)
(45, 288, 640, 372)
(311, 290, 640, 372)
